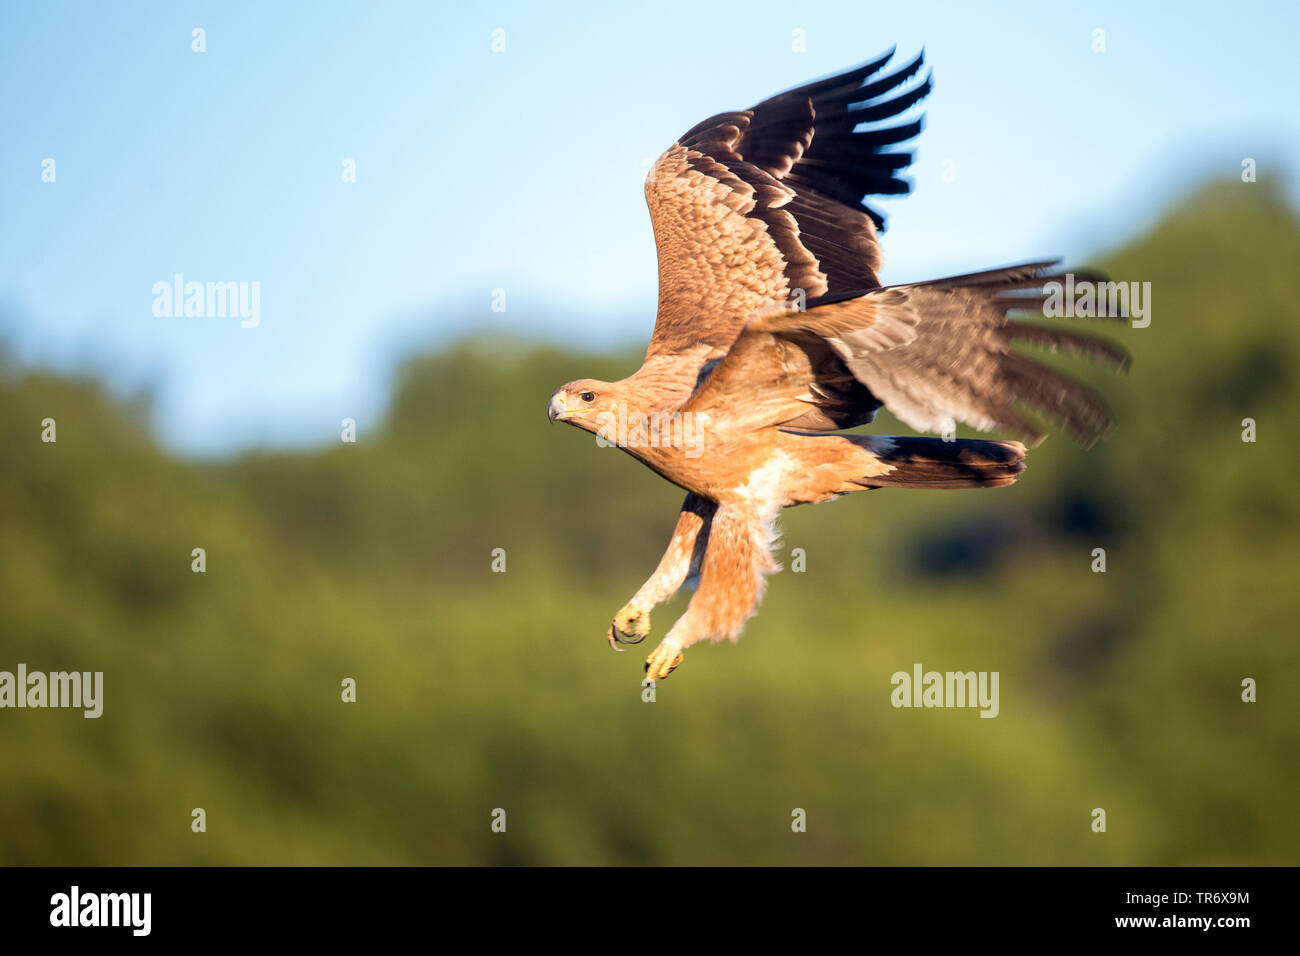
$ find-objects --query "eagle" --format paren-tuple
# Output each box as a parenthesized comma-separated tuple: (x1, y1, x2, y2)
(547, 49, 1127, 685)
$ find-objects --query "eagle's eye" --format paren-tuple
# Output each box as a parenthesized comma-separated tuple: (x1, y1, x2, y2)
(579, 391, 595, 403)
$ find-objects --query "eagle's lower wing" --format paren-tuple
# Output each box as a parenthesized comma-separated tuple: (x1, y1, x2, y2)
(686, 262, 1130, 447)
(644, 49, 931, 361)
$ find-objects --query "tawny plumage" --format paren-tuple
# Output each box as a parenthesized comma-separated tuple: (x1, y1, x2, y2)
(547, 50, 1127, 685)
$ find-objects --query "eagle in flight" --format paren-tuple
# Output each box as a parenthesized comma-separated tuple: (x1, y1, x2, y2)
(547, 49, 1127, 685)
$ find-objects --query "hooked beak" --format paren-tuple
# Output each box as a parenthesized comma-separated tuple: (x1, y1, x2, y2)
(547, 391, 567, 423)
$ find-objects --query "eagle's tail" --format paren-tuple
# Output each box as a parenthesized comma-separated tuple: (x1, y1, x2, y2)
(851, 435, 1027, 490)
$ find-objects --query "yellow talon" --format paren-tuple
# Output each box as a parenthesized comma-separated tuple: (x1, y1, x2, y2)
(608, 603, 650, 650)
(643, 641, 684, 684)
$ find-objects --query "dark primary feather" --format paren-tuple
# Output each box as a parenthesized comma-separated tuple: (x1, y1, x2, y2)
(643, 49, 933, 362)
(685, 48, 933, 287)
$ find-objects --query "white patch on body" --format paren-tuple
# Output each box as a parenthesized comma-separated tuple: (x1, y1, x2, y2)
(728, 451, 792, 616)
(734, 449, 797, 513)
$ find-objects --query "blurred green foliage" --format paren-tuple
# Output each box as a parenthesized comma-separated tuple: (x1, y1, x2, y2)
(1, 178, 1297, 864)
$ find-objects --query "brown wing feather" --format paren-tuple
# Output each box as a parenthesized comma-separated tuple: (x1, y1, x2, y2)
(644, 50, 931, 360)
(809, 264, 1129, 446)
(686, 263, 1130, 447)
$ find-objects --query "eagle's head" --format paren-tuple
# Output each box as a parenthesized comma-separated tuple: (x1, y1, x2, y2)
(547, 379, 613, 433)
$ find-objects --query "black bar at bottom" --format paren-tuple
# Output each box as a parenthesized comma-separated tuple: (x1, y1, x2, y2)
(0, 865, 1290, 940)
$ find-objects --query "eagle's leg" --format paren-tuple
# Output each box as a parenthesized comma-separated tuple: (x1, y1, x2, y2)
(643, 502, 778, 684)
(609, 492, 715, 650)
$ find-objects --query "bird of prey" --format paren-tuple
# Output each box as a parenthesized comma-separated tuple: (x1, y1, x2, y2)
(547, 49, 1127, 685)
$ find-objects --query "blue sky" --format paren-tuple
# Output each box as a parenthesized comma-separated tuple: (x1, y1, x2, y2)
(2, 0, 1297, 455)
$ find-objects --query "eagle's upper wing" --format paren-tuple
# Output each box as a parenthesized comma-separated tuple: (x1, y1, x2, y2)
(684, 263, 1130, 447)
(643, 49, 931, 361)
